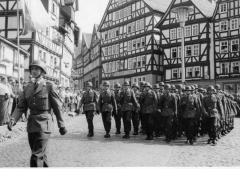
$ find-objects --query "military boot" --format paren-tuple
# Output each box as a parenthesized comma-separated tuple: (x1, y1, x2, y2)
(148, 134, 154, 140)
(122, 132, 130, 139)
(212, 139, 217, 145)
(104, 132, 110, 138)
(207, 138, 212, 144)
(87, 129, 94, 137)
(189, 138, 194, 145)
(133, 128, 138, 135)
(115, 129, 121, 135)
(145, 134, 150, 140)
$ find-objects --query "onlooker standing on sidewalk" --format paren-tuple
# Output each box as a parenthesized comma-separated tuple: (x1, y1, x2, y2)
(0, 76, 10, 126)
(6, 77, 16, 117)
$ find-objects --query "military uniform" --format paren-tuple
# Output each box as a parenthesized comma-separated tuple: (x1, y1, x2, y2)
(98, 88, 117, 137)
(113, 86, 122, 134)
(153, 84, 163, 137)
(132, 90, 141, 134)
(160, 85, 177, 142)
(78, 87, 99, 137)
(120, 87, 139, 138)
(141, 83, 158, 140)
(202, 87, 223, 144)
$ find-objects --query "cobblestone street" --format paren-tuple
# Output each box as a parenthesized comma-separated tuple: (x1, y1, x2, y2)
(0, 115, 240, 167)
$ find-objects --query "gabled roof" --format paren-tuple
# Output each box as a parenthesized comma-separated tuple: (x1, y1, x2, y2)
(143, 0, 172, 13)
(94, 24, 101, 39)
(82, 33, 92, 49)
(191, 0, 216, 18)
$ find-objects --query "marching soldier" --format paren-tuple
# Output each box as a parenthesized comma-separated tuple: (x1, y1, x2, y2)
(171, 85, 180, 139)
(139, 81, 147, 134)
(120, 81, 139, 139)
(177, 84, 185, 137)
(179, 86, 200, 145)
(78, 82, 99, 137)
(131, 83, 141, 135)
(153, 84, 162, 138)
(141, 82, 158, 140)
(113, 83, 122, 135)
(202, 86, 223, 145)
(98, 81, 117, 138)
(8, 60, 67, 167)
(160, 84, 177, 143)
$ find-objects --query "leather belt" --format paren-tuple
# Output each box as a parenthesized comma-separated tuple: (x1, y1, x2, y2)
(30, 110, 50, 115)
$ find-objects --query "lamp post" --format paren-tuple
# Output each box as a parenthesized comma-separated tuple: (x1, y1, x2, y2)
(171, 6, 193, 88)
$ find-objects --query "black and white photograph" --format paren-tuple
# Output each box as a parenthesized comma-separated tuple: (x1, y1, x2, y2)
(0, 0, 240, 167)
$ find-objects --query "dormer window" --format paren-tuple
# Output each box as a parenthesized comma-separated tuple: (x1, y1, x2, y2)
(220, 3, 227, 13)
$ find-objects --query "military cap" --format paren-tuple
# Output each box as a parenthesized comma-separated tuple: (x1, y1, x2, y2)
(86, 82, 93, 87)
(153, 84, 160, 89)
(114, 83, 121, 88)
(132, 83, 140, 89)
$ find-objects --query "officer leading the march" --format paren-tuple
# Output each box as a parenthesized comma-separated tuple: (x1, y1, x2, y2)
(8, 60, 67, 167)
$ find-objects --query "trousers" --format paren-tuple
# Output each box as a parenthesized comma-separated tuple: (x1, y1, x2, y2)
(101, 111, 112, 132)
(143, 113, 154, 135)
(132, 111, 139, 130)
(121, 111, 132, 132)
(206, 117, 218, 139)
(183, 118, 195, 139)
(153, 112, 161, 133)
(85, 111, 94, 130)
(28, 132, 51, 167)
(113, 110, 121, 130)
(161, 115, 173, 138)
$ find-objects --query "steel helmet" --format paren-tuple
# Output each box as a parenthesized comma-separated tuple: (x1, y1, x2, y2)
(207, 85, 215, 91)
(194, 84, 198, 89)
(132, 83, 140, 89)
(159, 82, 165, 86)
(191, 86, 195, 90)
(215, 84, 221, 90)
(164, 84, 171, 89)
(123, 81, 130, 86)
(114, 83, 121, 88)
(185, 86, 192, 91)
(171, 85, 176, 90)
(29, 60, 47, 74)
(142, 81, 147, 87)
(103, 81, 110, 86)
(153, 84, 160, 89)
(198, 88, 204, 92)
(145, 82, 151, 87)
(177, 84, 183, 90)
(86, 82, 93, 87)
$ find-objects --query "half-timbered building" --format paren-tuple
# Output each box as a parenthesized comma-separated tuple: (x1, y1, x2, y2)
(212, 0, 240, 94)
(98, 0, 171, 88)
(156, 0, 216, 87)
(0, 0, 80, 87)
(83, 24, 101, 89)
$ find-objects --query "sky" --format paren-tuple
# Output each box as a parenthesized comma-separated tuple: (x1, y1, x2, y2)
(75, 0, 109, 39)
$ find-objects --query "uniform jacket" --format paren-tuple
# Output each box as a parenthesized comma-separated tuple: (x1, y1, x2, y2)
(11, 79, 65, 133)
(98, 89, 117, 113)
(134, 90, 141, 112)
(155, 91, 163, 110)
(114, 90, 121, 112)
(120, 88, 139, 111)
(160, 92, 177, 116)
(180, 94, 200, 118)
(78, 89, 99, 111)
(141, 89, 158, 114)
(202, 94, 223, 118)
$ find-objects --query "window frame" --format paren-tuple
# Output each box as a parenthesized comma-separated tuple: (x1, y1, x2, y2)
(220, 41, 228, 53)
(185, 26, 191, 37)
(171, 47, 177, 59)
(192, 44, 199, 56)
(172, 68, 178, 79)
(170, 29, 176, 40)
(231, 39, 239, 52)
(230, 18, 238, 30)
(220, 62, 229, 74)
(220, 20, 228, 32)
(192, 24, 199, 36)
(219, 3, 227, 13)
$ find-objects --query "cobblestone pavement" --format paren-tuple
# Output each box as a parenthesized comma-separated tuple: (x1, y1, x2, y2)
(0, 115, 239, 167)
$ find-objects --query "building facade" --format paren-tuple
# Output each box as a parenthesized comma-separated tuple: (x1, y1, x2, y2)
(83, 24, 101, 89)
(98, 0, 171, 89)
(156, 0, 216, 88)
(0, 36, 29, 79)
(212, 0, 240, 94)
(0, 0, 79, 86)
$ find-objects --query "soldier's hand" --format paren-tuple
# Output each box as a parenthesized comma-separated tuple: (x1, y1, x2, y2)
(7, 119, 16, 131)
(59, 127, 67, 135)
(96, 110, 100, 114)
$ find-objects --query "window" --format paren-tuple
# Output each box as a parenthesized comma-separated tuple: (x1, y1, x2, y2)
(177, 28, 182, 39)
(231, 39, 239, 52)
(105, 47, 108, 56)
(137, 56, 141, 67)
(172, 69, 178, 79)
(132, 40, 136, 50)
(115, 11, 119, 20)
(128, 58, 133, 69)
(105, 33, 108, 40)
(0, 45, 5, 61)
(124, 7, 127, 17)
(116, 28, 119, 36)
(137, 38, 141, 49)
(116, 44, 119, 54)
(127, 24, 132, 33)
(220, 3, 227, 13)
(192, 24, 198, 36)
(106, 63, 109, 73)
(109, 46, 112, 55)
(142, 56, 146, 67)
(132, 22, 136, 32)
(185, 26, 191, 37)
(50, 56, 53, 66)
(133, 57, 137, 69)
(38, 49, 42, 60)
(120, 9, 123, 18)
(128, 41, 132, 51)
(194, 67, 200, 77)
(178, 47, 181, 58)
(171, 29, 176, 40)
(127, 6, 131, 16)
(221, 63, 229, 74)
(186, 67, 193, 78)
(112, 45, 116, 54)
(120, 60, 124, 69)
(136, 20, 140, 31)
(171, 48, 177, 59)
(141, 37, 145, 47)
(116, 61, 120, 71)
(232, 61, 239, 73)
(112, 29, 115, 38)
(231, 19, 238, 30)
(221, 41, 228, 53)
(108, 31, 112, 39)
(46, 28, 49, 36)
(186, 46, 192, 57)
(179, 68, 182, 78)
(140, 19, 144, 30)
(220, 21, 228, 32)
(109, 62, 112, 73)
(112, 61, 116, 72)
(52, 1, 57, 15)
(193, 45, 199, 56)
